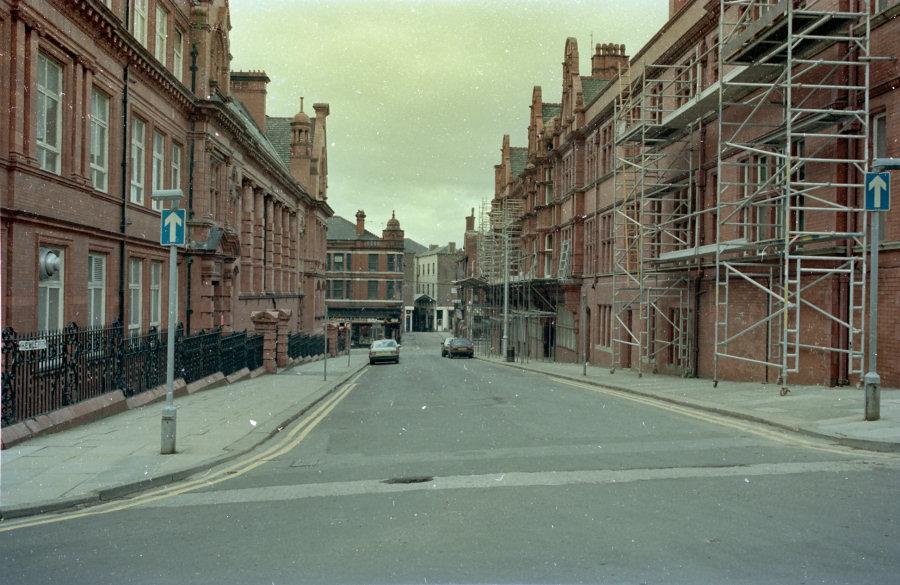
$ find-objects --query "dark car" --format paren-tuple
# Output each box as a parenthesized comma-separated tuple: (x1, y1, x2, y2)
(447, 338, 474, 359)
(441, 337, 455, 357)
(369, 339, 400, 365)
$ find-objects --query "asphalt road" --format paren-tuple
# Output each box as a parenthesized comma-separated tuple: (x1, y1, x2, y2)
(2, 331, 898, 585)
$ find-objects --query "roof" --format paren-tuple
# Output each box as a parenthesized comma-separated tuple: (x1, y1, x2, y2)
(416, 244, 459, 257)
(404, 238, 428, 254)
(542, 103, 561, 122)
(326, 215, 379, 241)
(265, 116, 293, 166)
(581, 77, 610, 107)
(509, 147, 528, 178)
(225, 98, 288, 171)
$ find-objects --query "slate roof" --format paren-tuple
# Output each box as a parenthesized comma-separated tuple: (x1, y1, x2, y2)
(326, 215, 379, 241)
(224, 97, 287, 172)
(581, 77, 610, 107)
(404, 238, 428, 254)
(542, 103, 561, 122)
(416, 244, 460, 257)
(509, 147, 528, 178)
(265, 116, 293, 166)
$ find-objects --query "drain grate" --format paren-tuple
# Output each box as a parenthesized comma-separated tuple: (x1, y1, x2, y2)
(383, 476, 434, 484)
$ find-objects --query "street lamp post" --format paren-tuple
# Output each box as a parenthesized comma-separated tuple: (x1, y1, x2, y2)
(501, 213, 511, 362)
(152, 189, 184, 455)
(864, 158, 898, 421)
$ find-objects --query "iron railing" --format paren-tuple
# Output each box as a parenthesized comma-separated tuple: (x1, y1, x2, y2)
(287, 332, 326, 360)
(1, 322, 267, 426)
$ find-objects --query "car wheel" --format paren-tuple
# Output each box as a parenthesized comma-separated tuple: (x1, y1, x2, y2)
(369, 360, 374, 365)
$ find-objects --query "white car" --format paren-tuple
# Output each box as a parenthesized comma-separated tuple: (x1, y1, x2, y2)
(369, 339, 400, 365)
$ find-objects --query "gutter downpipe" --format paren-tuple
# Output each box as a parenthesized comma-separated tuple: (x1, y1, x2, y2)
(118, 0, 131, 329)
(185, 42, 198, 334)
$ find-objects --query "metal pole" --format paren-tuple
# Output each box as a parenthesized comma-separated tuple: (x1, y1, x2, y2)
(323, 309, 328, 381)
(160, 235, 178, 454)
(864, 212, 880, 421)
(501, 215, 510, 362)
(581, 289, 587, 376)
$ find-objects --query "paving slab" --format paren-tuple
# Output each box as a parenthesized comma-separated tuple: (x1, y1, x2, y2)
(0, 351, 369, 518)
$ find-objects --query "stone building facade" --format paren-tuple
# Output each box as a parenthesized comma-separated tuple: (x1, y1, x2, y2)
(410, 243, 461, 333)
(0, 0, 331, 339)
(467, 0, 900, 388)
(325, 211, 405, 345)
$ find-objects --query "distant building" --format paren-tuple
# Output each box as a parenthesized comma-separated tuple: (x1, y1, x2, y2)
(325, 210, 405, 344)
(401, 237, 427, 331)
(410, 243, 462, 332)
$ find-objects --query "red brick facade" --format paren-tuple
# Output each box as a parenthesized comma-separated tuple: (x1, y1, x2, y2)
(0, 0, 332, 339)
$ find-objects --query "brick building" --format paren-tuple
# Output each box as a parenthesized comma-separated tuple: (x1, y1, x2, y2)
(325, 210, 405, 345)
(466, 0, 900, 389)
(410, 242, 461, 332)
(0, 0, 332, 339)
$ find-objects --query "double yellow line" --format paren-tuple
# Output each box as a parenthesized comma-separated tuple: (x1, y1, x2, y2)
(0, 368, 367, 533)
(551, 376, 898, 460)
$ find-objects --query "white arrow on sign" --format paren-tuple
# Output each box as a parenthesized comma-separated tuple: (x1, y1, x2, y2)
(164, 211, 183, 242)
(870, 174, 887, 209)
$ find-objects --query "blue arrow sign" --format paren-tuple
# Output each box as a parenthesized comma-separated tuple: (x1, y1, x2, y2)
(865, 172, 890, 212)
(160, 209, 186, 246)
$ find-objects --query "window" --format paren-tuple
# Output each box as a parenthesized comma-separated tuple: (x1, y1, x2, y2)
(344, 280, 351, 299)
(386, 280, 395, 299)
(873, 113, 887, 160)
(326, 254, 332, 271)
(133, 0, 148, 46)
(38, 247, 64, 332)
(36, 53, 63, 174)
(368, 280, 378, 299)
(128, 258, 142, 335)
(173, 28, 184, 82)
(130, 118, 146, 204)
(89, 89, 110, 192)
(368, 254, 378, 271)
(151, 131, 165, 210)
(544, 168, 552, 204)
(544, 233, 553, 277)
(87, 254, 106, 328)
(155, 6, 168, 63)
(598, 304, 613, 348)
(331, 279, 343, 299)
(171, 143, 182, 191)
(387, 254, 395, 271)
(149, 262, 162, 328)
(333, 254, 344, 271)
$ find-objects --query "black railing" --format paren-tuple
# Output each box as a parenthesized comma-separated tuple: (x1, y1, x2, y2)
(287, 332, 326, 360)
(2, 322, 266, 426)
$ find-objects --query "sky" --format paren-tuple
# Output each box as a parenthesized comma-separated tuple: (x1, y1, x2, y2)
(229, 0, 669, 247)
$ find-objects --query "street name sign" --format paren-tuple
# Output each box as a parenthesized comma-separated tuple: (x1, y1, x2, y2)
(865, 172, 890, 212)
(160, 209, 186, 246)
(18, 339, 48, 351)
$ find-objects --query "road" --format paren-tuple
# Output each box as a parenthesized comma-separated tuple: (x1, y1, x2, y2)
(2, 332, 898, 584)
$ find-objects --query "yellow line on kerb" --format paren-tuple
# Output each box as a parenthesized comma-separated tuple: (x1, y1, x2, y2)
(550, 376, 897, 460)
(0, 368, 367, 533)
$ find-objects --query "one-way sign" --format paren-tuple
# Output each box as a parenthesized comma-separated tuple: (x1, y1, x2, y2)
(160, 208, 186, 246)
(865, 171, 890, 212)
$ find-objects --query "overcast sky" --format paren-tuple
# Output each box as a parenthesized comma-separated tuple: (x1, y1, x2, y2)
(229, 0, 668, 247)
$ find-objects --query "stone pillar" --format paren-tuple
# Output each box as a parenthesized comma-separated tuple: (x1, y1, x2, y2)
(253, 188, 264, 293)
(327, 323, 339, 358)
(289, 212, 298, 294)
(275, 309, 292, 368)
(221, 261, 234, 332)
(265, 195, 275, 292)
(251, 310, 279, 373)
(273, 201, 283, 293)
(241, 182, 254, 292)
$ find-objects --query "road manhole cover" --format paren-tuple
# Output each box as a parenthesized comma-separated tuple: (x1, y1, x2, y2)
(383, 476, 434, 484)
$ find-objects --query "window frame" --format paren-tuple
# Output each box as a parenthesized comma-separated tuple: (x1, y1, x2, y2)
(38, 247, 65, 332)
(367, 280, 378, 300)
(154, 5, 168, 64)
(128, 258, 143, 335)
(151, 130, 165, 210)
(173, 28, 184, 82)
(133, 0, 149, 47)
(171, 142, 182, 191)
(130, 117, 146, 204)
(90, 88, 110, 192)
(87, 254, 107, 328)
(36, 53, 63, 174)
(149, 261, 162, 329)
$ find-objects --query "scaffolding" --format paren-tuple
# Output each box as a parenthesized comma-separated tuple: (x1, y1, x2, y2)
(468, 196, 559, 361)
(714, 0, 871, 392)
(612, 52, 706, 376)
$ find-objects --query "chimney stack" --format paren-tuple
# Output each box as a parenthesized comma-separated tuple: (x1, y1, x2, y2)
(591, 43, 629, 81)
(355, 210, 366, 236)
(448, 242, 456, 254)
(230, 70, 270, 132)
(465, 208, 475, 232)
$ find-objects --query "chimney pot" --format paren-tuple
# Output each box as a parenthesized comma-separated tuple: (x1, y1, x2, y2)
(355, 210, 366, 236)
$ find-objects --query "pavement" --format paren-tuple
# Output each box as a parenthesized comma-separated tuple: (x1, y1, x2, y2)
(1, 330, 897, 584)
(478, 352, 900, 452)
(0, 349, 369, 518)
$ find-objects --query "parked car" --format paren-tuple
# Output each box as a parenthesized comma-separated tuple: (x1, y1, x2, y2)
(369, 339, 400, 365)
(447, 338, 474, 359)
(441, 337, 455, 357)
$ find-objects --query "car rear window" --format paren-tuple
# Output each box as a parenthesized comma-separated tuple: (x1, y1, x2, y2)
(450, 339, 472, 346)
(372, 340, 397, 348)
